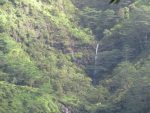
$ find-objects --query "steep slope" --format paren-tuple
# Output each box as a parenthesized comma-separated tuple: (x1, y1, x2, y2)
(0, 0, 150, 113)
(71, 0, 150, 113)
(0, 0, 96, 112)
(0, 81, 60, 113)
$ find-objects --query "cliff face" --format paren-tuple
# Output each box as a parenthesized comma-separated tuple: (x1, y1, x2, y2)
(0, 0, 150, 113)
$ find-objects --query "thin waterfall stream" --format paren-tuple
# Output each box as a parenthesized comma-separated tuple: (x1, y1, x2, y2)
(93, 43, 99, 77)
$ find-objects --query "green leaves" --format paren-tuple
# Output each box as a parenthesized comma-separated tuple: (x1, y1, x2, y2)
(0, 0, 150, 113)
(0, 81, 60, 113)
(0, 34, 43, 86)
(0, 0, 7, 5)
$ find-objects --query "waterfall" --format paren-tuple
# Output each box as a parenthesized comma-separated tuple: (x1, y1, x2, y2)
(93, 43, 99, 76)
(96, 43, 99, 55)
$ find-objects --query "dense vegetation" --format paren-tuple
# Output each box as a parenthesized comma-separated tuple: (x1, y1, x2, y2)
(0, 0, 150, 113)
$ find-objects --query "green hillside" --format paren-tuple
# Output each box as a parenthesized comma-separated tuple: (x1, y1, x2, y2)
(0, 0, 150, 113)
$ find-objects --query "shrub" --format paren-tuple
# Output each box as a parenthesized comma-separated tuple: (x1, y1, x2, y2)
(0, 0, 7, 5)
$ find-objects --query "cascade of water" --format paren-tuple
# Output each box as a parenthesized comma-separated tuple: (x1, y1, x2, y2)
(93, 43, 99, 76)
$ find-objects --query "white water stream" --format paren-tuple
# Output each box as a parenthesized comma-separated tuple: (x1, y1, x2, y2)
(93, 43, 99, 76)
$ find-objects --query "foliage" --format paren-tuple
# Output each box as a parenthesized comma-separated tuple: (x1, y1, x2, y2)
(0, 0, 7, 5)
(0, 81, 60, 113)
(0, 0, 150, 113)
